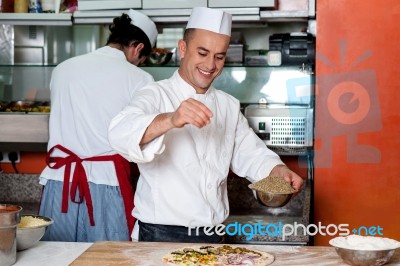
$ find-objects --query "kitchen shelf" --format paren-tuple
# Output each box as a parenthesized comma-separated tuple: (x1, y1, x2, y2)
(73, 8, 261, 24)
(0, 113, 49, 151)
(0, 13, 72, 25)
(0, 63, 299, 67)
(260, 10, 310, 22)
(0, 7, 314, 26)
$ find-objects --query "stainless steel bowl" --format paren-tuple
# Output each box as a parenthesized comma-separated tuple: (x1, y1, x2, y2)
(329, 235, 400, 266)
(255, 190, 293, 208)
(0, 204, 22, 266)
(16, 214, 53, 251)
(333, 247, 395, 266)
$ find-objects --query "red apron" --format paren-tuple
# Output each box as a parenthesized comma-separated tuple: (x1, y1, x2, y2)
(46, 144, 135, 238)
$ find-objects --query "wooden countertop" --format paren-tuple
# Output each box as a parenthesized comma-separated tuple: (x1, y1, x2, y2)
(70, 241, 400, 266)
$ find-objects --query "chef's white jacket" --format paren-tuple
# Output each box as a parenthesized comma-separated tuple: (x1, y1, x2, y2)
(108, 71, 284, 229)
(40, 46, 154, 186)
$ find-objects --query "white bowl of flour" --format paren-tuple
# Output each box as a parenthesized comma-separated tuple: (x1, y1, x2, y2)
(329, 235, 400, 266)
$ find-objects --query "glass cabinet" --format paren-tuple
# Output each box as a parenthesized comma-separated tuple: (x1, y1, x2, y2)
(0, 64, 313, 104)
(0, 9, 315, 151)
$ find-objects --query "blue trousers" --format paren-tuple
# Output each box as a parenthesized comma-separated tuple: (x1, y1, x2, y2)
(39, 180, 130, 242)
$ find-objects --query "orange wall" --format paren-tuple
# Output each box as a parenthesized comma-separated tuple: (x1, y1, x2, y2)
(314, 0, 400, 245)
(1, 152, 46, 174)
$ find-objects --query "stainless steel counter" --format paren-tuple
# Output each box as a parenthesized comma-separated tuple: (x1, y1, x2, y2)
(0, 113, 49, 151)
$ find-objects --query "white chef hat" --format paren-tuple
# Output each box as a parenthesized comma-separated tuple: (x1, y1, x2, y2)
(127, 9, 158, 47)
(186, 7, 232, 37)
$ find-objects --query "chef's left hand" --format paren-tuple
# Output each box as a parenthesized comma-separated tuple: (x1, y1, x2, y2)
(269, 164, 304, 194)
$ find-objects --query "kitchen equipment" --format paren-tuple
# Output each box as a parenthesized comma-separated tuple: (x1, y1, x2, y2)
(334, 248, 395, 266)
(258, 66, 314, 105)
(269, 32, 315, 66)
(244, 104, 313, 155)
(226, 44, 244, 64)
(254, 190, 293, 208)
(16, 214, 53, 251)
(248, 175, 295, 207)
(0, 204, 22, 266)
(329, 235, 400, 266)
(14, 26, 45, 64)
(244, 50, 268, 65)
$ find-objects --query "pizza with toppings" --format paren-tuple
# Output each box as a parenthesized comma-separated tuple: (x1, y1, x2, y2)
(162, 245, 274, 266)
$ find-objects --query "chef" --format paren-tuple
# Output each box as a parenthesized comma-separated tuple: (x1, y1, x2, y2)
(38, 10, 158, 242)
(108, 7, 304, 243)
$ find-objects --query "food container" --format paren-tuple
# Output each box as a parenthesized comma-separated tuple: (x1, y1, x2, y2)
(255, 190, 293, 208)
(28, 0, 42, 13)
(249, 176, 295, 207)
(16, 214, 54, 251)
(0, 204, 22, 266)
(0, 0, 15, 12)
(226, 44, 244, 64)
(329, 235, 400, 266)
(14, 0, 28, 13)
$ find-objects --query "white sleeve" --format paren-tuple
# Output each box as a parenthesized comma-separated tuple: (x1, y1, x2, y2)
(230, 112, 284, 182)
(108, 87, 165, 163)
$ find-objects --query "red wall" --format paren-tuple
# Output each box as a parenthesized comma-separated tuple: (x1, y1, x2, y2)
(314, 0, 400, 245)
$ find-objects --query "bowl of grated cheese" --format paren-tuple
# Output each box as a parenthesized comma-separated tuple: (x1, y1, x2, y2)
(16, 214, 54, 251)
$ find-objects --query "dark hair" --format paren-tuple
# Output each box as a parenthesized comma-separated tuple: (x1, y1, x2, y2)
(183, 28, 195, 44)
(106, 13, 152, 57)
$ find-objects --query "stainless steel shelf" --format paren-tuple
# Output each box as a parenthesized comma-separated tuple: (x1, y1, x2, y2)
(0, 113, 49, 143)
(0, 7, 308, 25)
(260, 10, 310, 22)
(73, 8, 261, 24)
(0, 13, 72, 25)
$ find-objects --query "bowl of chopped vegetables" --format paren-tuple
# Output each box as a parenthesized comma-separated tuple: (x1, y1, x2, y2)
(249, 176, 295, 208)
(16, 214, 54, 251)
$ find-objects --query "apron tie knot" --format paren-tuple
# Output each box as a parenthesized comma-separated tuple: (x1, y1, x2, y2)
(46, 144, 135, 236)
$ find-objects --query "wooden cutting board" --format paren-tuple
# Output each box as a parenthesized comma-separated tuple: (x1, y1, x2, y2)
(70, 241, 176, 266)
(70, 241, 400, 266)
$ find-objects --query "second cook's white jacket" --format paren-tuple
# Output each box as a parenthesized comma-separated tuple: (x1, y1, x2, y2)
(40, 46, 154, 186)
(108, 71, 284, 229)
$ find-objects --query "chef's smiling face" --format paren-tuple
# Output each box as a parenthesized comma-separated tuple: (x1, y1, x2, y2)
(178, 29, 230, 94)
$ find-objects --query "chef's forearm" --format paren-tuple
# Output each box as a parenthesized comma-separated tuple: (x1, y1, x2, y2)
(140, 112, 175, 145)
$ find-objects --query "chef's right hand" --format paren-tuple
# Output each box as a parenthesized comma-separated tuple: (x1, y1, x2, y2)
(171, 98, 213, 128)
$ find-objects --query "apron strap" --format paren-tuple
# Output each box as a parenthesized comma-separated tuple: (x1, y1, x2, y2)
(46, 144, 135, 238)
